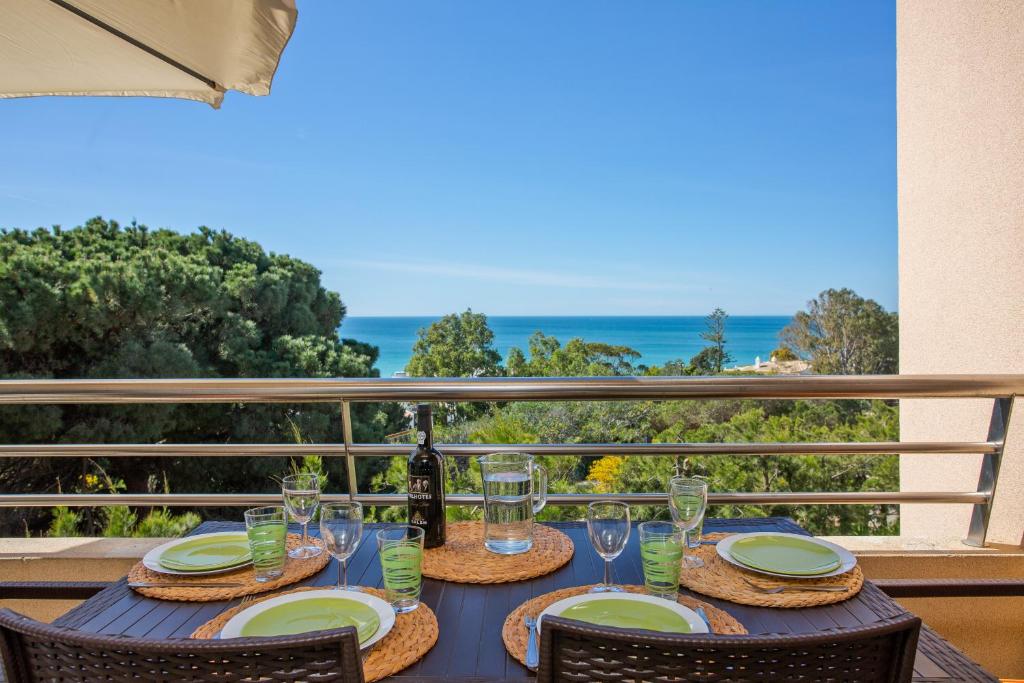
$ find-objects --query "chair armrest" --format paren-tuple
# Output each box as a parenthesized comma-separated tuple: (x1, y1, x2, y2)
(874, 578, 1024, 598)
(0, 581, 111, 600)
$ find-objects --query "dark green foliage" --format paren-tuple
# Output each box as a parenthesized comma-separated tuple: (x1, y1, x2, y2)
(0, 218, 403, 535)
(698, 308, 732, 373)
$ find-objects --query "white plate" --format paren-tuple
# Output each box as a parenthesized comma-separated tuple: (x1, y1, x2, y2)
(716, 532, 857, 579)
(219, 589, 395, 649)
(538, 592, 708, 635)
(142, 532, 253, 576)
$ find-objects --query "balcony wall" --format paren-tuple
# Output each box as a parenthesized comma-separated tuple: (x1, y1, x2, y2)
(897, 0, 1024, 544)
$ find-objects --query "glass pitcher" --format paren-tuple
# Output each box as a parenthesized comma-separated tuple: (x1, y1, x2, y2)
(477, 452, 547, 554)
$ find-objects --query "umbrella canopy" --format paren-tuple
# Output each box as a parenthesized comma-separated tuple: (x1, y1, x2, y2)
(0, 0, 297, 108)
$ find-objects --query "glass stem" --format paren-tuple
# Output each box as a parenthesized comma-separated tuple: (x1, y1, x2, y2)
(301, 522, 308, 548)
(342, 558, 348, 590)
(336, 559, 343, 589)
(603, 558, 613, 587)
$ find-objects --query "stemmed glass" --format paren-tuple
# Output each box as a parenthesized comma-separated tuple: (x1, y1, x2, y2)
(587, 501, 630, 593)
(282, 473, 323, 559)
(320, 502, 363, 591)
(668, 476, 708, 569)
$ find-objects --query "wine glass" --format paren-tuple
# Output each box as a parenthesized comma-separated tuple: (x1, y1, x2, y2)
(320, 502, 364, 591)
(668, 476, 707, 569)
(587, 501, 630, 593)
(282, 473, 323, 559)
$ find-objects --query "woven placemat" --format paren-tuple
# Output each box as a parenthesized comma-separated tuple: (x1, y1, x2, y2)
(191, 586, 438, 683)
(422, 521, 574, 583)
(128, 533, 329, 602)
(502, 584, 747, 666)
(679, 532, 863, 608)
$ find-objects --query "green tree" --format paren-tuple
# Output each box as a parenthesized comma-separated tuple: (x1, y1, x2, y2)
(506, 332, 640, 377)
(697, 308, 732, 373)
(0, 218, 404, 535)
(404, 310, 503, 422)
(781, 288, 898, 374)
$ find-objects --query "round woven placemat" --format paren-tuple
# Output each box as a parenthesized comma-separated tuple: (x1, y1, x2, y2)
(679, 532, 863, 608)
(502, 584, 747, 666)
(128, 533, 329, 602)
(191, 586, 438, 683)
(422, 521, 574, 583)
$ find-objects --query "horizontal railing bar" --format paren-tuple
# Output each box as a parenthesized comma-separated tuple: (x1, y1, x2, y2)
(0, 491, 988, 507)
(0, 441, 1000, 458)
(0, 374, 1022, 404)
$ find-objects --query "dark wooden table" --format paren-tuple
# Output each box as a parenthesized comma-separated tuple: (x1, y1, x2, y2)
(52, 517, 994, 682)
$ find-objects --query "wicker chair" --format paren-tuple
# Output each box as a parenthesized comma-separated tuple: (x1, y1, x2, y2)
(0, 608, 365, 683)
(537, 612, 921, 683)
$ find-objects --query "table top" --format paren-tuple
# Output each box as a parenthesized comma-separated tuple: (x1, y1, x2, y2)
(54, 517, 995, 682)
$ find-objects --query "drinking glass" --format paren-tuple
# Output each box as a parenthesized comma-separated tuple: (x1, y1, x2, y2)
(586, 501, 630, 593)
(377, 525, 424, 613)
(638, 521, 684, 600)
(320, 502, 363, 591)
(668, 476, 708, 569)
(244, 506, 287, 582)
(282, 473, 322, 559)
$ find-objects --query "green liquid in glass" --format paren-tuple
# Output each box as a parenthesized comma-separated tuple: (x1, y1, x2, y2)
(641, 538, 684, 598)
(247, 521, 287, 580)
(380, 542, 423, 606)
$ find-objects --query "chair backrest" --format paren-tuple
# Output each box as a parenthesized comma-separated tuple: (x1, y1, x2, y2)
(0, 608, 365, 683)
(537, 611, 921, 683)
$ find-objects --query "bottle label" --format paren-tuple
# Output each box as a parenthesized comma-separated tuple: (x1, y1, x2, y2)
(409, 475, 431, 500)
(417, 431, 426, 445)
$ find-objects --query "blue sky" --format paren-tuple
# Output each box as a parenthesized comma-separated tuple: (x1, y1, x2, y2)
(1, 1, 896, 316)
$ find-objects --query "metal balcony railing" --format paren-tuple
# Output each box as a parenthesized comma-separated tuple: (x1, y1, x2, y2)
(0, 374, 1017, 546)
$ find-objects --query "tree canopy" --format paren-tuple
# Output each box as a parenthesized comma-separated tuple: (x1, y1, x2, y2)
(781, 288, 898, 374)
(506, 332, 641, 377)
(0, 218, 403, 535)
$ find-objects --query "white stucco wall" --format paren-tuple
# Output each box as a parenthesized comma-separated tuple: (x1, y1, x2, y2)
(897, 0, 1024, 545)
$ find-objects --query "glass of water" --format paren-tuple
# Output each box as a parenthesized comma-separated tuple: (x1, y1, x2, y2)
(638, 521, 684, 600)
(320, 501, 363, 591)
(377, 525, 424, 613)
(586, 501, 630, 593)
(668, 476, 708, 569)
(282, 473, 322, 559)
(244, 506, 287, 582)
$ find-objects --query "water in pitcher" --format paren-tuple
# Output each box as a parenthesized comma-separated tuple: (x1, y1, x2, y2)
(482, 471, 533, 554)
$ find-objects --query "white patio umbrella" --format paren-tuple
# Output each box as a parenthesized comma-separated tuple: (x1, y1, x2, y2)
(0, 0, 298, 108)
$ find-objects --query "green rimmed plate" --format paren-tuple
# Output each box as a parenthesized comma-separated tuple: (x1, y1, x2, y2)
(219, 589, 396, 649)
(725, 534, 842, 576)
(157, 533, 252, 571)
(538, 593, 707, 635)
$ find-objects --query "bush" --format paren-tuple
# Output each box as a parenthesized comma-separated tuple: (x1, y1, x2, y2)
(771, 346, 798, 362)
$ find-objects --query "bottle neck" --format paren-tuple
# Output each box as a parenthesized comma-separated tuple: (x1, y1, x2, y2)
(416, 413, 432, 449)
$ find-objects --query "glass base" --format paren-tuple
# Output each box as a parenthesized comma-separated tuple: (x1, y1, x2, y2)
(392, 600, 420, 614)
(588, 584, 625, 593)
(288, 544, 323, 560)
(682, 556, 704, 569)
(334, 584, 366, 592)
(484, 539, 533, 555)
(253, 569, 283, 583)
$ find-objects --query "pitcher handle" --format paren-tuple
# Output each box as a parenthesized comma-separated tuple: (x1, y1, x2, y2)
(533, 463, 547, 515)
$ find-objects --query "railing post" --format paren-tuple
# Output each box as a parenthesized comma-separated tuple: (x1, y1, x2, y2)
(340, 400, 358, 501)
(963, 396, 1013, 547)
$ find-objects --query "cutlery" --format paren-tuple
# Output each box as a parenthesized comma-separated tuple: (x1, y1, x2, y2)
(695, 606, 713, 632)
(739, 576, 848, 594)
(524, 614, 540, 670)
(698, 540, 719, 546)
(129, 581, 244, 589)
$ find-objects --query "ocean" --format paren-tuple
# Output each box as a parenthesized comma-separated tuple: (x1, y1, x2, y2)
(339, 316, 793, 377)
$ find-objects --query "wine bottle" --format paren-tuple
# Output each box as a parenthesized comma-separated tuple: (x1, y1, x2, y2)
(408, 403, 446, 548)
